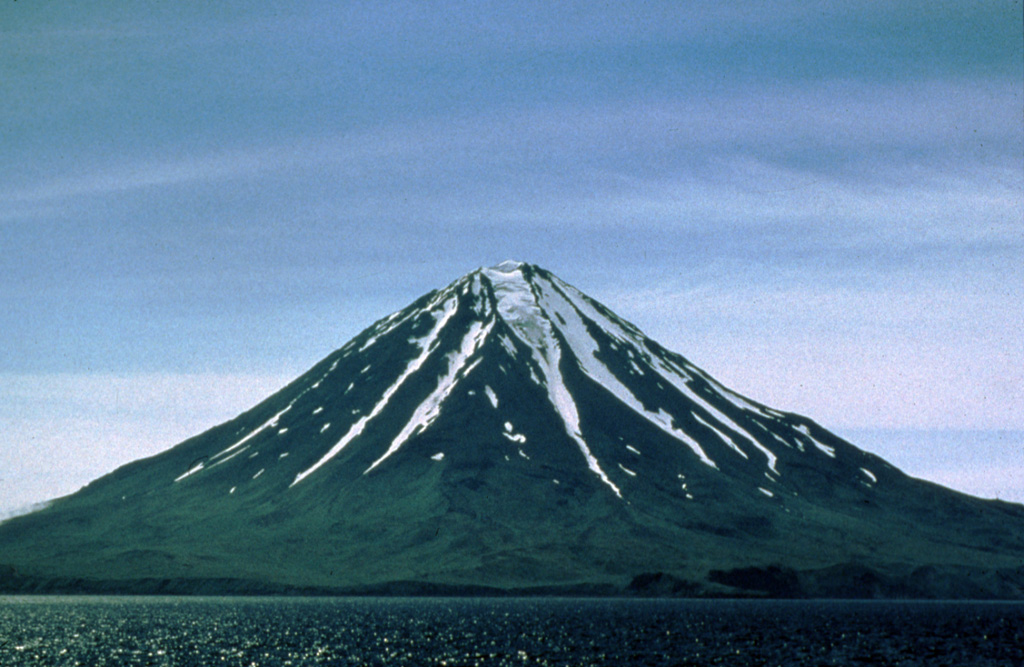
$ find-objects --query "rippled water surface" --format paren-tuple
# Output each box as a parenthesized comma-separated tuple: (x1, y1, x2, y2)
(1, 597, 1021, 666)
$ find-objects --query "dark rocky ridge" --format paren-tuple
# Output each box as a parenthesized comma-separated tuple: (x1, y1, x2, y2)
(2, 262, 1022, 598)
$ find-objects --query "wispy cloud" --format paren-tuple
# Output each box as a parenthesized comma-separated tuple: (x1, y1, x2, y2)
(8, 75, 1018, 212)
(4, 149, 280, 204)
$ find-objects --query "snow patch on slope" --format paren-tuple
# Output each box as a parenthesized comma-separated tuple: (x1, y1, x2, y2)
(484, 385, 499, 408)
(541, 271, 791, 478)
(205, 403, 294, 471)
(291, 294, 460, 486)
(693, 413, 749, 460)
(174, 460, 205, 482)
(536, 276, 719, 470)
(795, 424, 836, 458)
(365, 318, 493, 473)
(483, 264, 622, 498)
(503, 421, 527, 444)
(652, 358, 779, 474)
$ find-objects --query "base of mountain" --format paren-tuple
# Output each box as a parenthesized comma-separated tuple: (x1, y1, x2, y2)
(3, 563, 1022, 599)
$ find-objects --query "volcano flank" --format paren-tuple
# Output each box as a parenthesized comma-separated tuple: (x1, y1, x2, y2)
(2, 262, 1022, 598)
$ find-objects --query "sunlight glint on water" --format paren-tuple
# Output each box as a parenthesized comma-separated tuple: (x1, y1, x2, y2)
(1, 597, 1022, 666)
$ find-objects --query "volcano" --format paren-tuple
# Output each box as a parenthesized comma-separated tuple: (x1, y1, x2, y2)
(2, 261, 1022, 597)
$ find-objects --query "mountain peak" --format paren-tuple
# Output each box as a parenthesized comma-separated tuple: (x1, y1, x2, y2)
(488, 259, 527, 273)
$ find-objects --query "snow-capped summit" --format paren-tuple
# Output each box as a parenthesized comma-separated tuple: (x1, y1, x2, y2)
(2, 262, 1022, 598)
(488, 259, 526, 273)
(269, 261, 820, 500)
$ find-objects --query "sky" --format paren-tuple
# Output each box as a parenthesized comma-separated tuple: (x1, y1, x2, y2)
(2, 1, 1022, 515)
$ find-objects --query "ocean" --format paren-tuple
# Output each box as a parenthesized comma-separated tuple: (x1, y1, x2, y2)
(1, 596, 1021, 666)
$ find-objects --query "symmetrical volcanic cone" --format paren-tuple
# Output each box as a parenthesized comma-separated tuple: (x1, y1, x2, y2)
(1, 261, 1022, 597)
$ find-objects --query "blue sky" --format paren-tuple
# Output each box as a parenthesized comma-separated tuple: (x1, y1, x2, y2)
(2, 1, 1022, 514)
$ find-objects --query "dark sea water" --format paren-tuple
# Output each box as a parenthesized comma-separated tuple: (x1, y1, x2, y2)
(1, 596, 1021, 666)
